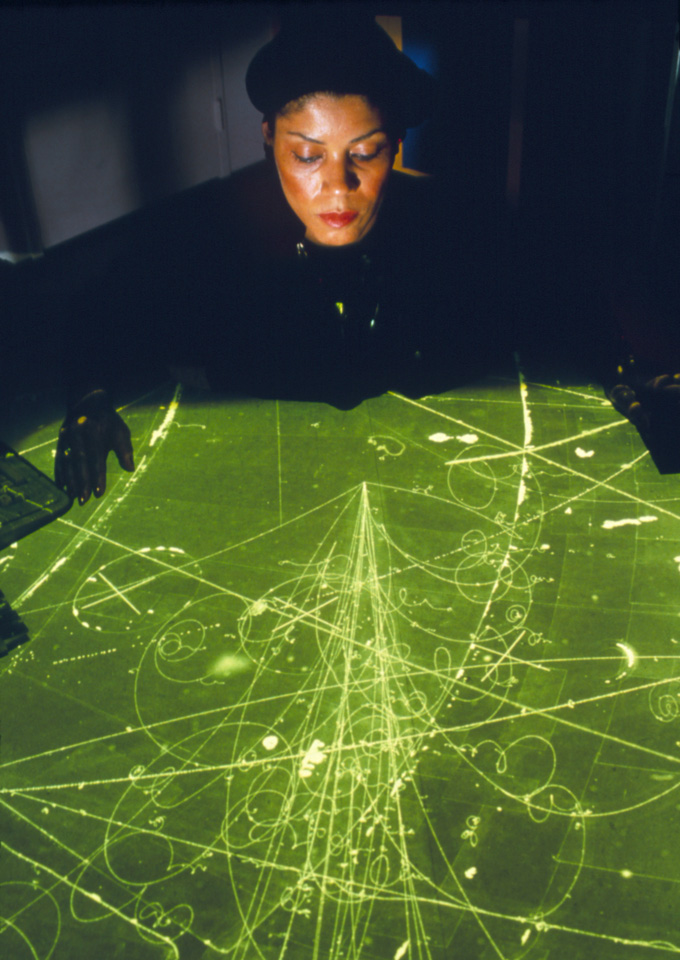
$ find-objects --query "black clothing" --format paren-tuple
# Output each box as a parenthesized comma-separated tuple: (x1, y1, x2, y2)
(59, 157, 624, 412)
(65, 160, 517, 409)
(200, 163, 512, 406)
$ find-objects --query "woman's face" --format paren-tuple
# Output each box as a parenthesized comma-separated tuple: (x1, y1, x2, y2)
(264, 94, 395, 246)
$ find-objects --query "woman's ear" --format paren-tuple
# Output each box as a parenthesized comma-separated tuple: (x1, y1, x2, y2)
(262, 119, 274, 147)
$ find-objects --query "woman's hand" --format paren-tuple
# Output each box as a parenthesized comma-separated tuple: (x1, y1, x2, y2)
(608, 373, 680, 432)
(55, 390, 134, 504)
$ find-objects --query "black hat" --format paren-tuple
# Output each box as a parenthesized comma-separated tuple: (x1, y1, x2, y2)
(246, 5, 434, 129)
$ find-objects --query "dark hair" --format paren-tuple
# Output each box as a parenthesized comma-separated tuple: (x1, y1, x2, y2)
(247, 6, 433, 135)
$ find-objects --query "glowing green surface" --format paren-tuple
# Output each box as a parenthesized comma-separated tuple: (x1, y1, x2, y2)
(2, 375, 680, 959)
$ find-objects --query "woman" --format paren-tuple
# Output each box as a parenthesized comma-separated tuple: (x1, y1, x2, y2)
(55, 9, 474, 503)
(54, 8, 677, 502)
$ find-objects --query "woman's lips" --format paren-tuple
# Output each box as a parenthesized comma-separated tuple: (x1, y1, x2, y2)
(319, 212, 358, 228)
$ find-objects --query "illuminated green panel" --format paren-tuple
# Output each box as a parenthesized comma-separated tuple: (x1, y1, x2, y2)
(1, 374, 679, 959)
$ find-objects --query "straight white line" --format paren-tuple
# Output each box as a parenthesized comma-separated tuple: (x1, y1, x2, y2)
(1, 839, 179, 957)
(482, 631, 526, 681)
(97, 571, 141, 615)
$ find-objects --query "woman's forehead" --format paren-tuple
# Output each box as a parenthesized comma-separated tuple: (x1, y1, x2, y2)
(275, 94, 384, 136)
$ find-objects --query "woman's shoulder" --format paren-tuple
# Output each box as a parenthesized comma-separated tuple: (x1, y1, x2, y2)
(216, 160, 303, 260)
(383, 169, 476, 237)
(379, 169, 468, 267)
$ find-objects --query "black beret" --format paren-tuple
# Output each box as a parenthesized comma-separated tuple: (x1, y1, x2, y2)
(246, 6, 434, 129)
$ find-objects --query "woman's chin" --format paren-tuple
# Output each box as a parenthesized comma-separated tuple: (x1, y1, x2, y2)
(309, 234, 358, 247)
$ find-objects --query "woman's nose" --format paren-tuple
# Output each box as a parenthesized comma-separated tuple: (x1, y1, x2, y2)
(323, 159, 358, 194)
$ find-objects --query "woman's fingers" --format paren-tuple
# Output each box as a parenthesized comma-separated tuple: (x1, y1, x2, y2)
(648, 374, 672, 390)
(54, 403, 135, 504)
(54, 428, 70, 491)
(71, 423, 96, 504)
(111, 416, 135, 473)
(88, 434, 108, 499)
(647, 373, 680, 394)
(623, 399, 649, 431)
(608, 383, 650, 430)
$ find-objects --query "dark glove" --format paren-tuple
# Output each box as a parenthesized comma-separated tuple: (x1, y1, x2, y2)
(55, 389, 134, 504)
(607, 357, 680, 432)
(607, 355, 680, 473)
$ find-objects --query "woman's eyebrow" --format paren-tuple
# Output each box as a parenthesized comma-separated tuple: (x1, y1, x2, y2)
(350, 128, 384, 143)
(287, 132, 324, 143)
(285, 128, 385, 144)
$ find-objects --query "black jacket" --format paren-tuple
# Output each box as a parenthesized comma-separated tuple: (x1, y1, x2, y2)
(62, 159, 611, 407)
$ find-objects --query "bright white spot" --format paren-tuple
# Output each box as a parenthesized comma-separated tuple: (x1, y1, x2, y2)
(621, 869, 633, 879)
(521, 929, 531, 945)
(464, 866, 477, 879)
(299, 739, 327, 779)
(248, 600, 268, 616)
(616, 642, 637, 668)
(211, 653, 251, 677)
(602, 516, 657, 529)
(429, 432, 452, 443)
(575, 447, 595, 458)
(262, 735, 279, 751)
(394, 941, 410, 960)
(456, 433, 479, 444)
(51, 557, 68, 572)
(390, 777, 404, 798)
(565, 507, 573, 515)
(540, 544, 550, 551)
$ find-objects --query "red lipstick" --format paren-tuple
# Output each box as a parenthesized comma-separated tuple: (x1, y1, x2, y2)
(319, 212, 358, 228)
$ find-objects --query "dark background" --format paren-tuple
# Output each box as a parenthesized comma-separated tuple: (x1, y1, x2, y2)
(1, 0, 679, 404)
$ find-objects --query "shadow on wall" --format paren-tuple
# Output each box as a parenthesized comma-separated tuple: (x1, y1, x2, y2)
(0, 3, 273, 251)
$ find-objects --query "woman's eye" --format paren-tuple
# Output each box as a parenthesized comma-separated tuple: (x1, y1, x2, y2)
(350, 145, 387, 162)
(293, 153, 321, 164)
